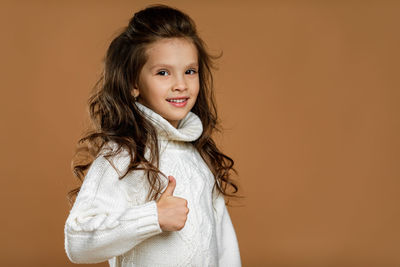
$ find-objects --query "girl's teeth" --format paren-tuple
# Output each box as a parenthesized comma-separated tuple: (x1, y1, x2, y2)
(168, 99, 186, 103)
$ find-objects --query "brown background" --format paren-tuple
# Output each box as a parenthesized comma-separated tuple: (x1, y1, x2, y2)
(1, 0, 399, 266)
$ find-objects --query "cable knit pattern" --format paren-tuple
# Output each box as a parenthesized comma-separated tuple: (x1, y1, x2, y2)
(64, 102, 241, 267)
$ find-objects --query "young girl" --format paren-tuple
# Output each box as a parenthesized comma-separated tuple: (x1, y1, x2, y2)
(64, 4, 241, 267)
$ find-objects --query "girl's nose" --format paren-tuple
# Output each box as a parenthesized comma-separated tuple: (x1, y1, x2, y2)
(172, 75, 188, 91)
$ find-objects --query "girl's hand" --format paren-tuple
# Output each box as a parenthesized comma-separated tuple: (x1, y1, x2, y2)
(156, 175, 189, 231)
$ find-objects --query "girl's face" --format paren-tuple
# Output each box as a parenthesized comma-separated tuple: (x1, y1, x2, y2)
(133, 37, 200, 128)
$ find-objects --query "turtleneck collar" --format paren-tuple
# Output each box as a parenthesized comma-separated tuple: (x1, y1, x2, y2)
(135, 102, 203, 142)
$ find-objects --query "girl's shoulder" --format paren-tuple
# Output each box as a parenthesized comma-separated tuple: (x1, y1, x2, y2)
(97, 141, 132, 177)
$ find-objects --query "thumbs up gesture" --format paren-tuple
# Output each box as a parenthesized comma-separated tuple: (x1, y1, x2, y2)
(156, 176, 189, 231)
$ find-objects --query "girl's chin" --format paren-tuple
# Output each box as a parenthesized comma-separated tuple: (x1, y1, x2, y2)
(164, 119, 179, 127)
(164, 114, 189, 126)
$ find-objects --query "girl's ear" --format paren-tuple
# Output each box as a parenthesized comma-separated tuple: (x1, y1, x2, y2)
(132, 87, 140, 99)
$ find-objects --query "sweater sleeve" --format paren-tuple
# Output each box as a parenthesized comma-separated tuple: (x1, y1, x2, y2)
(213, 191, 242, 267)
(64, 154, 162, 264)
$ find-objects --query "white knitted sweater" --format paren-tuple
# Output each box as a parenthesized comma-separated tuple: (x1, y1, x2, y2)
(64, 102, 241, 266)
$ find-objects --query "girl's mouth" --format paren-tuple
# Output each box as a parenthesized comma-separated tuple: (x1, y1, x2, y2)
(166, 97, 189, 107)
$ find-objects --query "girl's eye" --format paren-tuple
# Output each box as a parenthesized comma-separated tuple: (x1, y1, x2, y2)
(186, 69, 197, 75)
(157, 70, 169, 76)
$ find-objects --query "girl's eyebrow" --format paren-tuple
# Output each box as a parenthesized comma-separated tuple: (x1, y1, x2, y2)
(150, 62, 198, 70)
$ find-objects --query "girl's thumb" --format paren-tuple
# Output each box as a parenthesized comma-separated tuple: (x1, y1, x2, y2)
(161, 176, 176, 197)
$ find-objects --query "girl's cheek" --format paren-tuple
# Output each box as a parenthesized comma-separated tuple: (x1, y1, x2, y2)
(151, 80, 166, 88)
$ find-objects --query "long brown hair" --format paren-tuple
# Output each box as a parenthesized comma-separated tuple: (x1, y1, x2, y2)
(69, 4, 239, 204)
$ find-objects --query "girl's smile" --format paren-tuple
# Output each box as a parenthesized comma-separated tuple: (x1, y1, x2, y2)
(133, 37, 199, 128)
(166, 96, 189, 107)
